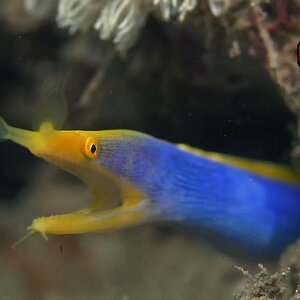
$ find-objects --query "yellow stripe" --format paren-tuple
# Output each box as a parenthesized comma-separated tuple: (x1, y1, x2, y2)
(177, 144, 300, 186)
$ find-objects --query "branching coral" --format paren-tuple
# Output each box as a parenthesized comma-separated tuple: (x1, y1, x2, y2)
(248, 1, 300, 165)
(56, 0, 97, 34)
(24, 0, 200, 51)
(207, 0, 231, 17)
(23, 0, 250, 52)
(234, 264, 298, 300)
(23, 0, 251, 52)
(153, 0, 197, 21)
(94, 0, 148, 50)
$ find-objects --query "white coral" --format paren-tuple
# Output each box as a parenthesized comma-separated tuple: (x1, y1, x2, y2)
(153, 0, 197, 21)
(94, 0, 147, 51)
(24, 0, 201, 51)
(56, 0, 93, 33)
(207, 0, 231, 17)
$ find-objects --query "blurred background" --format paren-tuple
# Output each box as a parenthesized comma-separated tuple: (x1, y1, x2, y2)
(0, 0, 300, 299)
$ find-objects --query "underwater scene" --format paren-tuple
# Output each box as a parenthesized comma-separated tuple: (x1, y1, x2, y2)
(1, 1, 300, 299)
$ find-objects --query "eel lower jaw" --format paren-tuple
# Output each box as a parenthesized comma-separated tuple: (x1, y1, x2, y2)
(12, 198, 150, 249)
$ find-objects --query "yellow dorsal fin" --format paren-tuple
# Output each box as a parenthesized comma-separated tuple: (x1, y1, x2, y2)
(177, 144, 300, 186)
(39, 121, 54, 133)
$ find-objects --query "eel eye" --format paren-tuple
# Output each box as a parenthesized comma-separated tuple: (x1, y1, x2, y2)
(85, 138, 98, 159)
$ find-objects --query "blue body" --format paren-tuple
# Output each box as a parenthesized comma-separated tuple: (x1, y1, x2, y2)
(97, 134, 300, 258)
